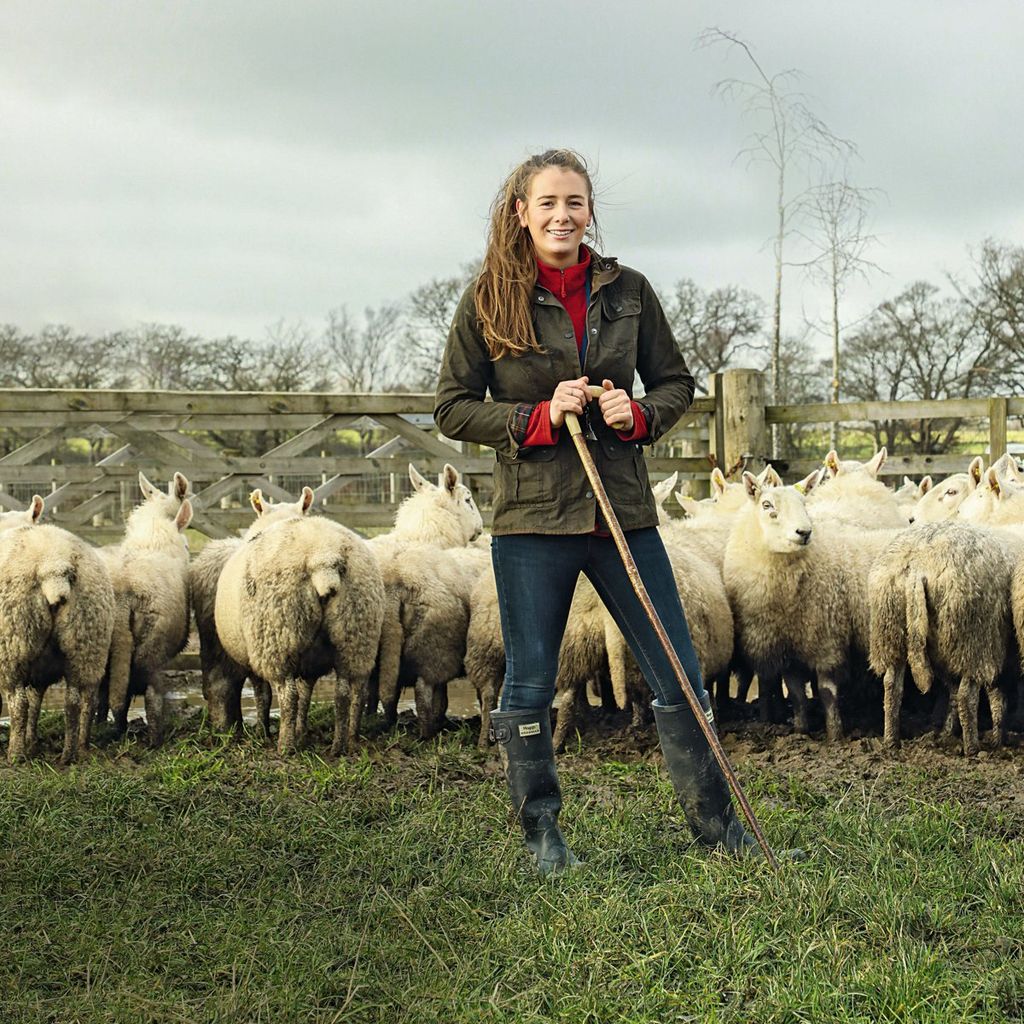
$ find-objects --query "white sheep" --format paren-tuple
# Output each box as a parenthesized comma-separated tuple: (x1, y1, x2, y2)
(869, 519, 1012, 754)
(808, 447, 908, 529)
(96, 472, 193, 745)
(215, 487, 385, 755)
(0, 495, 115, 763)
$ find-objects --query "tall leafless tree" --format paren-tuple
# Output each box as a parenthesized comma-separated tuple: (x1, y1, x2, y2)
(795, 175, 883, 447)
(323, 303, 404, 392)
(700, 27, 855, 454)
(400, 265, 477, 389)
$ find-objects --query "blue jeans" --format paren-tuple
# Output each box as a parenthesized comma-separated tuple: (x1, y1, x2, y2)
(491, 528, 706, 712)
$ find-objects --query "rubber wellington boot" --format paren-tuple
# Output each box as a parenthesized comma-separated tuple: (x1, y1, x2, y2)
(652, 697, 805, 860)
(490, 708, 580, 877)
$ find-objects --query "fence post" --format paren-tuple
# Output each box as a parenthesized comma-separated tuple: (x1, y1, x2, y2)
(720, 369, 768, 478)
(989, 396, 1008, 462)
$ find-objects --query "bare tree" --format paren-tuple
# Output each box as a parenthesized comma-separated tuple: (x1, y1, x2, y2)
(796, 175, 883, 446)
(699, 27, 855, 454)
(260, 319, 330, 392)
(400, 265, 477, 389)
(662, 278, 766, 381)
(324, 303, 404, 392)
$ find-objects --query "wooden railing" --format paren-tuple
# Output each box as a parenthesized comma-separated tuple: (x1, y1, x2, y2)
(0, 374, 1016, 542)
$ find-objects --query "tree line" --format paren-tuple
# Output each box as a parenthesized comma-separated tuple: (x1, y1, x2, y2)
(1, 238, 1021, 457)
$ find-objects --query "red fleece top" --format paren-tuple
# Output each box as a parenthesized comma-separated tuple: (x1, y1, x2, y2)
(522, 248, 649, 447)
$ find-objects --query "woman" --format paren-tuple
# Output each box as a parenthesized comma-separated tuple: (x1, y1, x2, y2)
(434, 149, 768, 875)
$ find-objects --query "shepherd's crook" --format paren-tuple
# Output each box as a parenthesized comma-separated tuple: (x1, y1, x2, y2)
(567, 386, 780, 870)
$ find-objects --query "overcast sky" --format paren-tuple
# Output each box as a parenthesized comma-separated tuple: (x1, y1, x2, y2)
(2, 0, 1022, 356)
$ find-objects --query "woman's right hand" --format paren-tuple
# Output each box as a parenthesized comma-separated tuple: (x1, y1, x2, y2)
(549, 376, 592, 428)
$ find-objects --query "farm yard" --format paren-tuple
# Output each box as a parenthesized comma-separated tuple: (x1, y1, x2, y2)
(5, 377, 1024, 1022)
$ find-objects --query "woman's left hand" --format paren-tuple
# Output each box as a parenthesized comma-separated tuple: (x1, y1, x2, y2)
(597, 379, 633, 432)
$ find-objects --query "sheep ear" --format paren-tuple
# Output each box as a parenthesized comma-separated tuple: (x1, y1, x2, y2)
(441, 464, 459, 494)
(1008, 457, 1024, 481)
(676, 495, 701, 517)
(742, 471, 760, 500)
(30, 494, 44, 523)
(795, 469, 821, 495)
(758, 464, 783, 488)
(249, 489, 265, 516)
(139, 472, 158, 500)
(918, 476, 933, 497)
(824, 450, 841, 477)
(174, 499, 193, 532)
(408, 464, 430, 492)
(171, 472, 190, 501)
(710, 467, 727, 496)
(865, 448, 887, 477)
(903, 475, 914, 488)
(968, 456, 985, 488)
(300, 486, 315, 513)
(986, 467, 1002, 496)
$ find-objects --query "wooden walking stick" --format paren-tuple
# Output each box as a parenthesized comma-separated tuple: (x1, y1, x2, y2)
(567, 386, 780, 870)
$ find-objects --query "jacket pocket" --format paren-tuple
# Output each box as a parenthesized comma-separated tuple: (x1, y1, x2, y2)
(495, 446, 561, 506)
(598, 438, 649, 505)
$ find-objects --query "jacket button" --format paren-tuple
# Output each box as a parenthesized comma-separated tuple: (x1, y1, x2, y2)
(563, 330, 573, 339)
(586, 491, 593, 499)
(614, 304, 623, 312)
(590, 328, 597, 335)
(537, 295, 545, 302)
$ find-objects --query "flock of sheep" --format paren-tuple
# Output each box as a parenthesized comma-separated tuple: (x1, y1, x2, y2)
(1, 446, 1023, 766)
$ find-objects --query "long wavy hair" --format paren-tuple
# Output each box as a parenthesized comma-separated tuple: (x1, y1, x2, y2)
(475, 149, 601, 360)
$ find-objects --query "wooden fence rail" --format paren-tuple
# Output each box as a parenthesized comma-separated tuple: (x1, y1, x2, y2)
(0, 373, 1018, 543)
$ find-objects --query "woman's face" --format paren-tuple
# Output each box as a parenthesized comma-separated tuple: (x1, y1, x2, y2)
(516, 166, 591, 269)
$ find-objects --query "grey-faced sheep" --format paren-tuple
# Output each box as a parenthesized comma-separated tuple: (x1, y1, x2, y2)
(215, 487, 385, 755)
(96, 472, 193, 745)
(0, 495, 115, 763)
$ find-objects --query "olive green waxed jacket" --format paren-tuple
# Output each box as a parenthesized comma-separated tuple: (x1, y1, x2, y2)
(433, 251, 696, 536)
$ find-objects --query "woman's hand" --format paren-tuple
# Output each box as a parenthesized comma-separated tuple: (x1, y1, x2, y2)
(549, 376, 593, 428)
(597, 379, 633, 432)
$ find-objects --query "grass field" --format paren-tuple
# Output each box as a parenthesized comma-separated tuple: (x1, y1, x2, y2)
(3, 709, 1024, 1023)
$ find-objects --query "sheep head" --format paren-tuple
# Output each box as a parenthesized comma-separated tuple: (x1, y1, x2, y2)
(0, 494, 44, 532)
(743, 471, 815, 553)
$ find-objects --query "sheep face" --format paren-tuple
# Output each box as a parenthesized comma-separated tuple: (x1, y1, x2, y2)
(400, 462, 482, 545)
(911, 473, 971, 524)
(743, 473, 814, 552)
(958, 469, 1024, 525)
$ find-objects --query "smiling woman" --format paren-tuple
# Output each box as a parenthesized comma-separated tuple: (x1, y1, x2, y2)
(433, 148, 800, 877)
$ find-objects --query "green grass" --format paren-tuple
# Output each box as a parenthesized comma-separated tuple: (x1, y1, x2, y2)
(3, 711, 1024, 1023)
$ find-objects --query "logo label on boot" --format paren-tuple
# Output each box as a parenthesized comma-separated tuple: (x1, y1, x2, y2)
(518, 722, 541, 737)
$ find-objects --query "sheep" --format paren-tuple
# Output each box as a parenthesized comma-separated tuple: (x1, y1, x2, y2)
(96, 472, 193, 745)
(0, 494, 115, 763)
(368, 463, 483, 555)
(724, 471, 884, 742)
(215, 487, 385, 755)
(376, 542, 490, 738)
(869, 519, 1012, 755)
(808, 447, 908, 529)
(909, 468, 977, 524)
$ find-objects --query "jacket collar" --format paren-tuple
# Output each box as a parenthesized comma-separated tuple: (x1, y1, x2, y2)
(584, 244, 621, 295)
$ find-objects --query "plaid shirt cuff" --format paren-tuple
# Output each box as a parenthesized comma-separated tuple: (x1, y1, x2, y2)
(508, 402, 537, 446)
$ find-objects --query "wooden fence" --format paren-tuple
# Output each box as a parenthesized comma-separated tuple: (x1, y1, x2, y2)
(0, 371, 1017, 542)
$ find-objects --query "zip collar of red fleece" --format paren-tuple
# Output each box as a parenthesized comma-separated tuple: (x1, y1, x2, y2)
(535, 246, 591, 300)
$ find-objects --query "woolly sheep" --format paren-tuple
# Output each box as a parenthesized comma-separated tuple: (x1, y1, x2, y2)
(96, 472, 193, 744)
(869, 520, 1012, 755)
(0, 495, 115, 763)
(808, 448, 908, 529)
(376, 542, 490, 738)
(215, 487, 385, 755)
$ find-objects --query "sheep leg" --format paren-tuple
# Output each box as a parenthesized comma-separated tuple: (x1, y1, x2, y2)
(144, 676, 166, 748)
(784, 671, 812, 734)
(78, 687, 96, 753)
(7, 687, 29, 763)
(957, 676, 982, 757)
(94, 676, 110, 726)
(598, 668, 617, 713)
(431, 683, 448, 733)
(108, 615, 134, 737)
(983, 679, 1006, 750)
(59, 685, 82, 765)
(475, 672, 499, 750)
(605, 625, 630, 711)
(552, 681, 580, 753)
(203, 663, 242, 734)
(756, 672, 786, 724)
(414, 677, 436, 739)
(277, 678, 299, 755)
(364, 672, 381, 717)
(331, 677, 349, 756)
(346, 676, 365, 752)
(24, 686, 44, 758)
(253, 678, 272, 741)
(818, 670, 845, 743)
(882, 665, 905, 751)
(294, 678, 314, 748)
